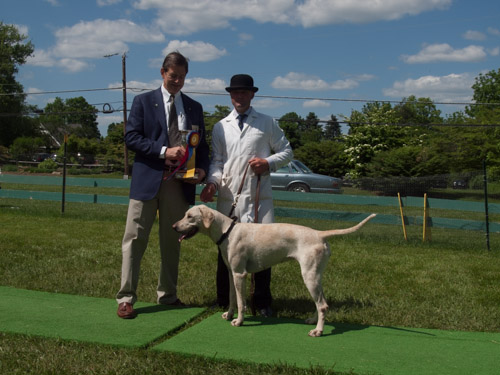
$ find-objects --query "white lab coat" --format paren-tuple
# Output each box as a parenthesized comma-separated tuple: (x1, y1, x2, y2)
(207, 108, 293, 223)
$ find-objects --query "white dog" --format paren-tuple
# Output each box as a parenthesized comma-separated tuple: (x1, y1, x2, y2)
(173, 205, 375, 337)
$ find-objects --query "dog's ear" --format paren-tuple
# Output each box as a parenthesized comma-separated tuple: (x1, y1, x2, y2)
(201, 207, 215, 229)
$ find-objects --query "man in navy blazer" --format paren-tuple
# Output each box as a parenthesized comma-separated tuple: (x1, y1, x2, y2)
(116, 51, 209, 319)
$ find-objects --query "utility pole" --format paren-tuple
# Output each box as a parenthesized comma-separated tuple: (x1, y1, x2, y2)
(122, 52, 129, 179)
(104, 52, 129, 179)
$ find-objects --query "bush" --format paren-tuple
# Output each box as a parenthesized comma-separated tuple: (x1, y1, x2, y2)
(38, 159, 58, 171)
(1, 164, 19, 172)
(67, 168, 94, 175)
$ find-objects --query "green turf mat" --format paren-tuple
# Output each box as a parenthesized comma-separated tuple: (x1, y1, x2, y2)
(154, 313, 500, 375)
(0, 286, 205, 347)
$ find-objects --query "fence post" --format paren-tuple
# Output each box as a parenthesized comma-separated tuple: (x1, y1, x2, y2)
(398, 193, 408, 241)
(483, 160, 490, 251)
(61, 134, 68, 214)
(423, 193, 432, 242)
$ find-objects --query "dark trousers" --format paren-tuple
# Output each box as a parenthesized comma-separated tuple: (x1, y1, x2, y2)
(216, 248, 272, 309)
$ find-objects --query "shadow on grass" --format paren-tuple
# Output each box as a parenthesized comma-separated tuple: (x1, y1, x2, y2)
(134, 304, 190, 315)
(273, 296, 373, 315)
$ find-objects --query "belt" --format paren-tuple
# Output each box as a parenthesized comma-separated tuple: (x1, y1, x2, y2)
(164, 165, 177, 173)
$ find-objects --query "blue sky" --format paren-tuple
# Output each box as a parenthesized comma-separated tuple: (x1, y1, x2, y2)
(3, 0, 500, 136)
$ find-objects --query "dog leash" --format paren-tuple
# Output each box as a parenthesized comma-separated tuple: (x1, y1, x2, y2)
(249, 173, 260, 316)
(223, 162, 261, 316)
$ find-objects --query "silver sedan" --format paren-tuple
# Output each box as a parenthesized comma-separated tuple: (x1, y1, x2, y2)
(271, 160, 342, 193)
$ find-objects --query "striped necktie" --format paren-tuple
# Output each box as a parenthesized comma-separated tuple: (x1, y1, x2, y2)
(237, 114, 247, 131)
(168, 94, 181, 146)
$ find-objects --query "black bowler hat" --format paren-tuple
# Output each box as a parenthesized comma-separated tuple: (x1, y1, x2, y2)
(225, 74, 259, 92)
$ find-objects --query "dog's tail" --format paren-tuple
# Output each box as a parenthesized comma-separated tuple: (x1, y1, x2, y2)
(320, 213, 376, 239)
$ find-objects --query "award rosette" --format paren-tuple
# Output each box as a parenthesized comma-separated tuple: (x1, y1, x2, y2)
(175, 130, 200, 180)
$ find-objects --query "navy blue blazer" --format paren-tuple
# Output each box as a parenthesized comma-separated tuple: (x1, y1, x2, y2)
(125, 87, 209, 204)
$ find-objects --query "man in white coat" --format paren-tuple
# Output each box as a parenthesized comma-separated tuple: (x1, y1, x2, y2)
(200, 74, 293, 317)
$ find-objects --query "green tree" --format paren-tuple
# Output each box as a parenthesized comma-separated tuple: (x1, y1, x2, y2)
(65, 97, 100, 139)
(365, 145, 448, 178)
(98, 122, 128, 169)
(56, 134, 101, 164)
(203, 105, 230, 151)
(394, 96, 442, 125)
(300, 112, 323, 143)
(278, 112, 302, 149)
(294, 140, 348, 177)
(0, 22, 36, 146)
(344, 102, 402, 177)
(9, 136, 44, 160)
(466, 68, 500, 123)
(40, 97, 100, 143)
(324, 114, 342, 140)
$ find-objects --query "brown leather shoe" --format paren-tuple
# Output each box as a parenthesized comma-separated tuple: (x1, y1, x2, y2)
(117, 302, 137, 319)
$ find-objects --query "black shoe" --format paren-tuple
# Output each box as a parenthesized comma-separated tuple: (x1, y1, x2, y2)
(259, 306, 272, 318)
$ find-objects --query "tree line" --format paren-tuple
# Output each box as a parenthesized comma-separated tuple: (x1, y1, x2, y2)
(1, 22, 499, 185)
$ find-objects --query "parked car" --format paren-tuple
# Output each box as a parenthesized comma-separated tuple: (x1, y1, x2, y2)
(270, 160, 342, 193)
(32, 153, 51, 162)
(453, 179, 467, 189)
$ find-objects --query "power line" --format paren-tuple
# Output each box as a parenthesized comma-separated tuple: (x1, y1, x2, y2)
(1, 109, 499, 128)
(1, 86, 500, 107)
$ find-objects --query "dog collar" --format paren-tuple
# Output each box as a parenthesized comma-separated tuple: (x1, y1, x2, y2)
(216, 217, 237, 246)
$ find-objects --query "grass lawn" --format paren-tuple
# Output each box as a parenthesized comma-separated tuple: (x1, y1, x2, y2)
(1, 198, 499, 374)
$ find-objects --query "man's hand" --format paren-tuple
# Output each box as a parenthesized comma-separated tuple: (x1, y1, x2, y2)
(184, 168, 206, 185)
(165, 146, 185, 162)
(248, 157, 269, 175)
(200, 183, 217, 202)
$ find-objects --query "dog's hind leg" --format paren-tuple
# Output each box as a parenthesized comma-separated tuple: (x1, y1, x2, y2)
(303, 279, 328, 337)
(299, 249, 329, 337)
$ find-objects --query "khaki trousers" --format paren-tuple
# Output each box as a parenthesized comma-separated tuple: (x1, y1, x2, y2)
(116, 178, 188, 305)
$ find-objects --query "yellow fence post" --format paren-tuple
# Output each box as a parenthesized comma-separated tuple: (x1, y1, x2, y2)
(398, 192, 408, 241)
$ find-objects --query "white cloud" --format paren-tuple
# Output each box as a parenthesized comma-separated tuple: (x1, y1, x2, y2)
(133, 0, 451, 34)
(238, 33, 254, 46)
(27, 19, 164, 72)
(253, 98, 285, 110)
(109, 77, 227, 93)
(184, 77, 227, 92)
(488, 47, 500, 56)
(272, 72, 331, 90)
(58, 58, 93, 73)
(402, 43, 487, 63)
(97, 0, 122, 6)
(296, 0, 451, 27)
(162, 40, 227, 62)
(488, 27, 500, 36)
(14, 24, 29, 36)
(383, 73, 474, 103)
(271, 72, 374, 91)
(463, 30, 486, 41)
(303, 100, 331, 108)
(28, 49, 57, 67)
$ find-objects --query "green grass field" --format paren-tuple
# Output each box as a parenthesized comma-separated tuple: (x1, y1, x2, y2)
(1, 197, 499, 374)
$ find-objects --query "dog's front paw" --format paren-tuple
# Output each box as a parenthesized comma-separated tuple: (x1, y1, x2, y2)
(231, 318, 243, 327)
(308, 329, 323, 337)
(221, 311, 233, 321)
